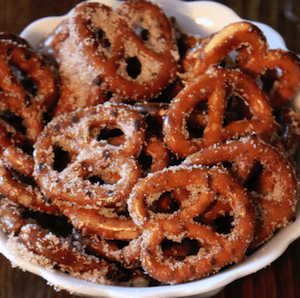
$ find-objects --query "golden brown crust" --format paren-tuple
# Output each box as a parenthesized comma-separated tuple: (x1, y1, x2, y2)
(0, 1, 300, 288)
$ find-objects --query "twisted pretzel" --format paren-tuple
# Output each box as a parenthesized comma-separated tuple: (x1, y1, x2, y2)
(128, 165, 254, 284)
(71, 1, 179, 101)
(61, 204, 142, 241)
(0, 122, 59, 214)
(34, 103, 145, 208)
(0, 38, 58, 142)
(18, 223, 106, 273)
(0, 197, 26, 235)
(183, 136, 298, 247)
(84, 235, 142, 269)
(41, 19, 108, 116)
(163, 67, 276, 157)
(183, 21, 300, 107)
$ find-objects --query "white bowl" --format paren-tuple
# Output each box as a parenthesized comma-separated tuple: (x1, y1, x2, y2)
(1, 1, 300, 297)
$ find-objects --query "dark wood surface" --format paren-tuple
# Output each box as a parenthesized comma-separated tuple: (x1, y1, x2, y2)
(1, 0, 300, 297)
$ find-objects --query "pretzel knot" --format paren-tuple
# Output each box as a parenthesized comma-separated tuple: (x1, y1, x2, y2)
(163, 67, 276, 158)
(33, 103, 146, 209)
(0, 37, 58, 143)
(183, 135, 298, 248)
(182, 21, 300, 107)
(71, 0, 179, 101)
(128, 165, 255, 284)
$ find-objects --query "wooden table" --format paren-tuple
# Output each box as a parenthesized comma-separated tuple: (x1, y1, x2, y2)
(1, 0, 300, 297)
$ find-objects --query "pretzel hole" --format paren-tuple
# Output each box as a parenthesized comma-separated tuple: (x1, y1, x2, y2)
(95, 127, 125, 145)
(244, 162, 264, 192)
(95, 29, 111, 48)
(162, 238, 200, 261)
(150, 192, 179, 214)
(126, 57, 142, 79)
(187, 118, 205, 138)
(145, 115, 163, 137)
(10, 168, 36, 187)
(23, 209, 72, 237)
(138, 151, 152, 174)
(135, 27, 150, 41)
(11, 65, 38, 98)
(87, 175, 106, 185)
(53, 146, 71, 172)
(261, 68, 282, 93)
(105, 264, 133, 284)
(86, 170, 120, 186)
(223, 96, 252, 126)
(195, 99, 209, 112)
(187, 100, 209, 138)
(0, 111, 33, 155)
(246, 163, 275, 197)
(221, 161, 233, 170)
(195, 197, 234, 234)
(0, 110, 27, 135)
(19, 139, 33, 155)
(224, 46, 256, 69)
(213, 213, 234, 234)
(113, 239, 130, 250)
(195, 212, 234, 235)
(220, 50, 240, 69)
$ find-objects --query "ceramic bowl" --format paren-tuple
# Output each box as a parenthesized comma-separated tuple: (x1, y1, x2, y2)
(1, 1, 300, 297)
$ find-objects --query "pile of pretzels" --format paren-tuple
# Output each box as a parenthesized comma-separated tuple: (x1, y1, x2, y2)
(0, 0, 300, 286)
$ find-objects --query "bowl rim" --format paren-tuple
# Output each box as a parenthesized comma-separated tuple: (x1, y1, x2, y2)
(1, 1, 299, 297)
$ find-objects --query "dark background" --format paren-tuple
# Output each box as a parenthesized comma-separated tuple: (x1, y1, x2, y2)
(0, 0, 300, 297)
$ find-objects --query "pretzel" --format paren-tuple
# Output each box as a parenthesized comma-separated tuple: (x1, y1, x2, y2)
(60, 204, 142, 241)
(0, 122, 59, 214)
(18, 223, 120, 274)
(0, 32, 30, 46)
(35, 146, 143, 209)
(128, 165, 254, 284)
(183, 136, 298, 247)
(34, 103, 145, 208)
(183, 21, 300, 107)
(0, 37, 58, 142)
(163, 67, 276, 157)
(84, 235, 142, 269)
(260, 49, 300, 107)
(182, 22, 267, 78)
(0, 197, 26, 235)
(70, 0, 179, 101)
(40, 19, 108, 116)
(273, 106, 300, 162)
(0, 2, 300, 288)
